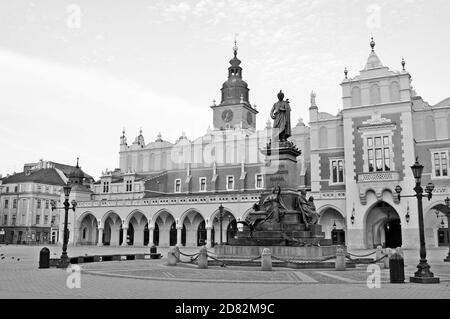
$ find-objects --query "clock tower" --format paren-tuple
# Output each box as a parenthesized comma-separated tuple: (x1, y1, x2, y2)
(211, 41, 258, 130)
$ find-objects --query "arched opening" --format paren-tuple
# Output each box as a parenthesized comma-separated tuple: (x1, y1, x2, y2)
(425, 204, 449, 248)
(143, 224, 149, 246)
(319, 208, 346, 245)
(170, 222, 177, 246)
(365, 201, 402, 249)
(102, 212, 121, 246)
(153, 210, 175, 247)
(211, 208, 236, 245)
(126, 211, 148, 246)
(180, 210, 204, 247)
(78, 213, 98, 245)
(127, 223, 134, 246)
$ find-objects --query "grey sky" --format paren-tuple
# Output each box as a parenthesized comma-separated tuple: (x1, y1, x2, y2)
(0, 0, 449, 179)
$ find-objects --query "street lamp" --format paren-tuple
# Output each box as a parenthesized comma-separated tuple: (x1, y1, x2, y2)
(218, 204, 224, 245)
(405, 202, 410, 224)
(350, 204, 355, 225)
(395, 157, 439, 283)
(444, 197, 450, 262)
(51, 185, 77, 268)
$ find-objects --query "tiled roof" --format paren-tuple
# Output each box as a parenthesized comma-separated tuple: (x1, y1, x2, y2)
(1, 168, 67, 186)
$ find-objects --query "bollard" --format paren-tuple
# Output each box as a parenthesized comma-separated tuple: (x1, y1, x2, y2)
(389, 248, 405, 283)
(167, 247, 178, 266)
(383, 248, 391, 269)
(39, 247, 50, 269)
(174, 245, 181, 262)
(197, 246, 208, 269)
(261, 248, 272, 271)
(335, 248, 346, 271)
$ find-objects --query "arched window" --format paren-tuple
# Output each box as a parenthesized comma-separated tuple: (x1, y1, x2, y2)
(370, 84, 381, 104)
(319, 126, 328, 149)
(389, 82, 400, 102)
(351, 87, 361, 106)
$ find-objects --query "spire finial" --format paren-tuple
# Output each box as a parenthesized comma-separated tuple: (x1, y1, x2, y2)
(122, 127, 125, 137)
(401, 57, 406, 71)
(370, 36, 375, 52)
(76, 157, 79, 168)
(344, 67, 348, 79)
(139, 127, 142, 135)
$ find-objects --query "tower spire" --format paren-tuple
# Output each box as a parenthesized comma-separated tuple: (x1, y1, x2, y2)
(370, 36, 375, 52)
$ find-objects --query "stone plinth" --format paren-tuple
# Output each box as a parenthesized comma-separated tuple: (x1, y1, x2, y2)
(215, 245, 337, 260)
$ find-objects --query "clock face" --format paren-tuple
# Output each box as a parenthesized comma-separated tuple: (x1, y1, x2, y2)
(222, 109, 233, 123)
(247, 111, 253, 125)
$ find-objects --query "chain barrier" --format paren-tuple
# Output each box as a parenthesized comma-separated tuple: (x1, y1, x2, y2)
(345, 250, 377, 258)
(271, 254, 337, 264)
(179, 251, 200, 257)
(345, 253, 388, 264)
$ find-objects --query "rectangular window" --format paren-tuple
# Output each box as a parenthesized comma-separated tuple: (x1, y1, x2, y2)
(51, 216, 56, 225)
(44, 215, 49, 224)
(226, 176, 234, 190)
(12, 199, 17, 209)
(3, 215, 7, 225)
(5, 186, 9, 193)
(36, 215, 40, 225)
(125, 180, 133, 192)
(367, 136, 391, 172)
(255, 174, 263, 189)
(103, 181, 110, 193)
(174, 179, 181, 193)
(14, 186, 18, 192)
(199, 177, 207, 192)
(432, 151, 449, 178)
(4, 199, 9, 209)
(11, 216, 16, 226)
(37, 199, 41, 209)
(331, 160, 344, 184)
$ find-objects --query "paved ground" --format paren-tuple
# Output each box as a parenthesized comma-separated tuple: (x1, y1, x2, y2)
(0, 244, 449, 298)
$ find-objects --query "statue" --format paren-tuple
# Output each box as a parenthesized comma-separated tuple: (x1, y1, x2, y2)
(262, 186, 288, 224)
(297, 190, 319, 228)
(270, 90, 292, 142)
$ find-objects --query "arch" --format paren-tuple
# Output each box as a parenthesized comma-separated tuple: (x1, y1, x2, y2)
(351, 86, 361, 106)
(424, 202, 450, 248)
(152, 209, 176, 247)
(180, 208, 206, 247)
(370, 83, 381, 104)
(318, 126, 328, 149)
(179, 208, 206, 226)
(318, 207, 346, 244)
(389, 81, 400, 102)
(77, 212, 98, 245)
(101, 211, 122, 246)
(151, 209, 175, 227)
(101, 210, 122, 227)
(209, 206, 237, 226)
(364, 201, 402, 249)
(124, 210, 148, 246)
(124, 209, 148, 225)
(241, 207, 254, 221)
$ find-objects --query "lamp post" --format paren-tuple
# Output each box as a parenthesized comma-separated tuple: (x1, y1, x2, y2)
(51, 185, 77, 268)
(395, 158, 439, 283)
(218, 204, 224, 245)
(445, 197, 450, 262)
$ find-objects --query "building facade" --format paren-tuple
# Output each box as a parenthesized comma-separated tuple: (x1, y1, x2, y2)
(67, 39, 449, 249)
(0, 160, 93, 244)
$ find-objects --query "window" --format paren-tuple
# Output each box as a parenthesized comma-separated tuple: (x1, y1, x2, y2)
(45, 186, 49, 193)
(11, 216, 16, 226)
(367, 136, 391, 172)
(174, 179, 181, 193)
(45, 200, 49, 209)
(4, 199, 9, 209)
(51, 216, 56, 226)
(226, 176, 234, 191)
(14, 186, 18, 192)
(103, 181, 110, 193)
(432, 151, 449, 178)
(12, 199, 17, 209)
(255, 174, 264, 189)
(37, 199, 41, 209)
(199, 177, 207, 192)
(330, 159, 344, 184)
(44, 215, 49, 224)
(37, 185, 42, 192)
(3, 215, 7, 225)
(126, 180, 133, 192)
(36, 215, 40, 225)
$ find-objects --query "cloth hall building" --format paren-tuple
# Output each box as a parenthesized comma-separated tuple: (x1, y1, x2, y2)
(66, 39, 450, 250)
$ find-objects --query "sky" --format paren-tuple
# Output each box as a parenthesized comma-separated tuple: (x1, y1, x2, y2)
(0, 0, 449, 179)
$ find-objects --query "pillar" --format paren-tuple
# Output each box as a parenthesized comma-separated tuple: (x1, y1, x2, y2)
(148, 227, 154, 246)
(261, 248, 272, 271)
(335, 248, 346, 271)
(97, 228, 103, 246)
(176, 227, 182, 246)
(206, 227, 212, 248)
(122, 227, 128, 246)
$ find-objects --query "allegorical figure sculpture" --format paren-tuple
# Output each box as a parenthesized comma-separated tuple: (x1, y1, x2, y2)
(297, 190, 319, 228)
(270, 90, 292, 142)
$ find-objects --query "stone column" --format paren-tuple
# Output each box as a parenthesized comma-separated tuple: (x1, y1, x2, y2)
(148, 227, 154, 246)
(206, 227, 212, 248)
(97, 228, 103, 246)
(261, 248, 272, 271)
(176, 227, 183, 246)
(335, 248, 346, 271)
(121, 227, 128, 246)
(197, 246, 208, 269)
